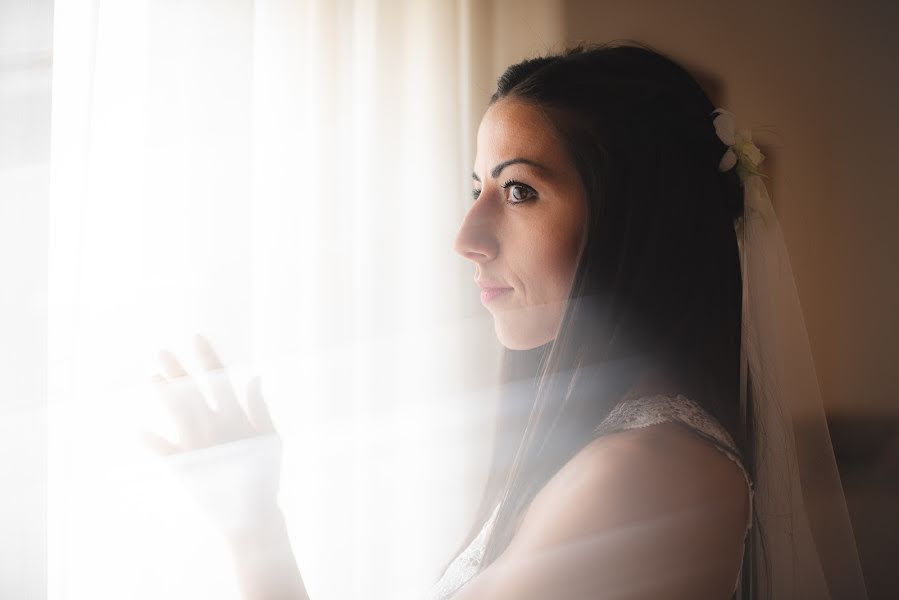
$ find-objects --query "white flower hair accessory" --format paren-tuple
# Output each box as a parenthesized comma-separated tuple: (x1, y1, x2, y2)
(712, 108, 765, 183)
(713, 108, 772, 226)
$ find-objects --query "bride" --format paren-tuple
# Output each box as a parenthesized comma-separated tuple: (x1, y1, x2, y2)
(147, 42, 866, 599)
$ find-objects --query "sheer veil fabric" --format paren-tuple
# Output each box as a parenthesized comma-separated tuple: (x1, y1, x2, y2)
(724, 111, 868, 598)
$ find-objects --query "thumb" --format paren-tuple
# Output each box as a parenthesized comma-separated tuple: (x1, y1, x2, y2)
(246, 376, 276, 434)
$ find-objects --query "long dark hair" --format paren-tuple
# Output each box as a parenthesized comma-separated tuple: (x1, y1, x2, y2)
(445, 40, 758, 596)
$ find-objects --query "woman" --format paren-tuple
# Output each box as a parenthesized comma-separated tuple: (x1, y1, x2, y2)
(148, 42, 855, 599)
(432, 42, 752, 599)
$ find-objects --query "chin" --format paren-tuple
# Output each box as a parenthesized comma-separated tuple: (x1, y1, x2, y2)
(491, 301, 565, 350)
(493, 316, 555, 351)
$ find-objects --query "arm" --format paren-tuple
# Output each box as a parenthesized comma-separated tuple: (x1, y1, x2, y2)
(452, 423, 750, 600)
(145, 335, 313, 600)
(225, 508, 311, 600)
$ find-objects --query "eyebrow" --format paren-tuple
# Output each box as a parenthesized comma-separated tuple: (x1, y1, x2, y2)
(472, 158, 549, 183)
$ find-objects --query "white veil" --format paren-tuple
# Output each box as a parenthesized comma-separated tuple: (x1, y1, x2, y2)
(714, 109, 869, 599)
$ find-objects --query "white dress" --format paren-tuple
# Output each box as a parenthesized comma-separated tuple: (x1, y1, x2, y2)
(425, 393, 754, 600)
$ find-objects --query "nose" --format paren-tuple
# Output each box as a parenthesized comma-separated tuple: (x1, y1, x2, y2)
(453, 201, 499, 264)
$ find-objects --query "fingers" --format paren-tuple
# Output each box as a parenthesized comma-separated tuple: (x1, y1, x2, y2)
(157, 348, 213, 418)
(246, 376, 276, 434)
(150, 339, 271, 451)
(140, 429, 180, 456)
(192, 334, 257, 443)
(193, 333, 224, 370)
(158, 348, 189, 378)
(193, 334, 243, 416)
(151, 360, 215, 449)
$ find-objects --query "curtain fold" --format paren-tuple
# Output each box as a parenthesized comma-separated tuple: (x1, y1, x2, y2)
(48, 1, 564, 598)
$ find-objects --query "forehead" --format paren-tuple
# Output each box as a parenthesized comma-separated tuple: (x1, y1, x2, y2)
(475, 99, 564, 170)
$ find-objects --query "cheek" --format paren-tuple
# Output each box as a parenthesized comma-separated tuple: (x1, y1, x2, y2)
(547, 240, 581, 296)
(526, 220, 583, 301)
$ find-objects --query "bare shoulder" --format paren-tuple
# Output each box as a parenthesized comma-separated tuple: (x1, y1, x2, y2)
(496, 423, 750, 598)
(579, 423, 748, 512)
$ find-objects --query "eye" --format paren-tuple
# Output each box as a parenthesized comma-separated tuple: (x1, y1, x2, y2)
(472, 188, 481, 201)
(501, 179, 536, 204)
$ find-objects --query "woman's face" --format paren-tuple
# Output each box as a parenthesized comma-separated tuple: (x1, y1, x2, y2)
(454, 98, 587, 350)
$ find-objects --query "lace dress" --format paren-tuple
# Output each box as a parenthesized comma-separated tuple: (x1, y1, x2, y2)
(425, 394, 754, 600)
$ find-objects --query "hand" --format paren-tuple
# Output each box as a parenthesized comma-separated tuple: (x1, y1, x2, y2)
(144, 334, 275, 453)
(143, 334, 283, 536)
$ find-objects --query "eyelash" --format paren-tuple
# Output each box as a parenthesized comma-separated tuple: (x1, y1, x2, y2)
(471, 179, 537, 205)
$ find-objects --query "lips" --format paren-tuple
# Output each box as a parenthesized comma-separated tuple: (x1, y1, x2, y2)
(480, 287, 512, 304)
(474, 276, 513, 305)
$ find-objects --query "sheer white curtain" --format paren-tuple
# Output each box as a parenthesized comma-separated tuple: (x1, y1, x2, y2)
(47, 0, 564, 599)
